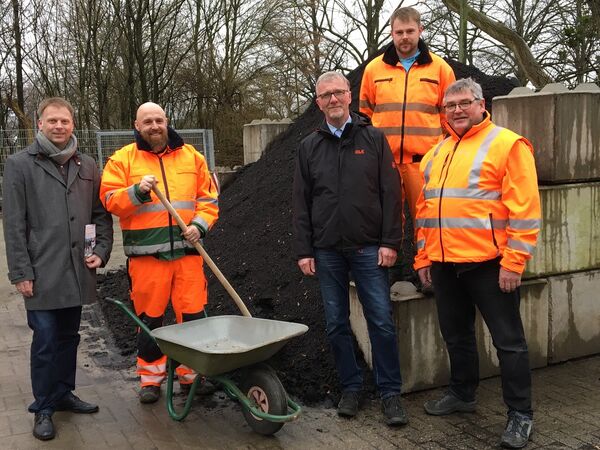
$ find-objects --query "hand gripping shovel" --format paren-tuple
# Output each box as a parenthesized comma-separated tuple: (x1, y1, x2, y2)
(151, 184, 251, 317)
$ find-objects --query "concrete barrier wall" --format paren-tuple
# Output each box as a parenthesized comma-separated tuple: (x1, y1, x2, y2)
(242, 119, 292, 165)
(492, 84, 600, 183)
(549, 269, 600, 363)
(525, 182, 600, 278)
(350, 279, 549, 393)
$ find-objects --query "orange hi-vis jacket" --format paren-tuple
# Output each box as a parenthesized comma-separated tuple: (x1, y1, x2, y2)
(413, 113, 541, 274)
(100, 128, 218, 261)
(360, 40, 455, 165)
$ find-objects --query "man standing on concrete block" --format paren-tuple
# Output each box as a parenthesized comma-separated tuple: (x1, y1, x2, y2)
(360, 6, 455, 291)
(414, 78, 541, 449)
(100, 102, 219, 404)
(293, 71, 406, 426)
(3, 97, 113, 440)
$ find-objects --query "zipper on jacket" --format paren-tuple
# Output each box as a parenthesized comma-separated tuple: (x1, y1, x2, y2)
(437, 139, 460, 262)
(337, 135, 346, 249)
(399, 69, 410, 163)
(489, 212, 499, 249)
(438, 153, 451, 183)
(158, 156, 175, 258)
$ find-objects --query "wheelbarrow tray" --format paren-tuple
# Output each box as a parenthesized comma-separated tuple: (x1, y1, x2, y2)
(151, 316, 308, 377)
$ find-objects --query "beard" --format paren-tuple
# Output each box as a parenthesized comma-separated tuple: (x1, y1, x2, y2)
(142, 131, 168, 152)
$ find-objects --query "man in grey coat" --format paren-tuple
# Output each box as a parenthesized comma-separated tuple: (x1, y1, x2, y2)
(2, 97, 113, 441)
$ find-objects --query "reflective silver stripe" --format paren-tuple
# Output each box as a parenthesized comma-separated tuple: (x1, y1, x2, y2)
(104, 189, 117, 204)
(178, 371, 197, 383)
(424, 140, 448, 184)
(140, 375, 165, 383)
(196, 197, 218, 205)
(359, 99, 374, 111)
(416, 217, 508, 229)
(134, 200, 195, 215)
(139, 362, 167, 373)
(128, 185, 143, 206)
(192, 216, 209, 232)
(508, 238, 536, 254)
(124, 240, 194, 254)
(468, 126, 503, 188)
(380, 126, 443, 136)
(509, 219, 541, 229)
(417, 239, 425, 250)
(373, 102, 440, 114)
(423, 187, 501, 200)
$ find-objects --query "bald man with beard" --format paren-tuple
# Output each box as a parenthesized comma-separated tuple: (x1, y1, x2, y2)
(100, 103, 219, 403)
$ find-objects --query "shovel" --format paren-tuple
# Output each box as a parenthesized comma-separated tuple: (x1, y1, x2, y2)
(151, 184, 251, 317)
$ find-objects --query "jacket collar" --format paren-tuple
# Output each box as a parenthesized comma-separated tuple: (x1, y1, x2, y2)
(382, 39, 433, 67)
(317, 111, 371, 138)
(134, 125, 184, 153)
(29, 140, 82, 187)
(446, 111, 492, 140)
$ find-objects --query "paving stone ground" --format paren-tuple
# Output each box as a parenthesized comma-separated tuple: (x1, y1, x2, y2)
(2, 217, 600, 449)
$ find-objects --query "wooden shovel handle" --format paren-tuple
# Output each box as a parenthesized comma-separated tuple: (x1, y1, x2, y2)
(151, 184, 252, 317)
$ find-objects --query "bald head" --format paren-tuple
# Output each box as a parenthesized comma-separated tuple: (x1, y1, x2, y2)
(136, 102, 166, 122)
(135, 102, 169, 152)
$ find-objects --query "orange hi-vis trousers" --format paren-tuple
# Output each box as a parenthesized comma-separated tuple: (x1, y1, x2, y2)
(128, 254, 207, 387)
(399, 161, 424, 238)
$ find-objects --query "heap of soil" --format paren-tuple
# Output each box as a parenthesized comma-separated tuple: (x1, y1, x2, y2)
(96, 58, 517, 405)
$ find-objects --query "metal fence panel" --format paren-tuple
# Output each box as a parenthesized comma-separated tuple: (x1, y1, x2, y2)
(96, 129, 215, 170)
(1, 128, 215, 205)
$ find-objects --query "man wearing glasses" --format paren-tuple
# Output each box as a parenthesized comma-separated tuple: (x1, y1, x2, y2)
(414, 78, 541, 449)
(360, 7, 455, 290)
(293, 72, 406, 426)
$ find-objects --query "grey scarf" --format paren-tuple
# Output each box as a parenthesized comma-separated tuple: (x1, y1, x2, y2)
(36, 130, 78, 165)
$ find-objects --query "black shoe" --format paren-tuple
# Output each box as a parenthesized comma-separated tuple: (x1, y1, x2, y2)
(139, 385, 161, 404)
(420, 282, 435, 296)
(33, 413, 55, 441)
(54, 392, 99, 414)
(424, 392, 476, 416)
(180, 379, 218, 396)
(337, 391, 361, 417)
(501, 412, 533, 448)
(381, 394, 408, 426)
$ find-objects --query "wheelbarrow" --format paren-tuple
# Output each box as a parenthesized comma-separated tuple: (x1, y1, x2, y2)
(106, 185, 309, 435)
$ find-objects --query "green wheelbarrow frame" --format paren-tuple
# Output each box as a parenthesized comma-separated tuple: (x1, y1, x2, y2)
(107, 298, 304, 425)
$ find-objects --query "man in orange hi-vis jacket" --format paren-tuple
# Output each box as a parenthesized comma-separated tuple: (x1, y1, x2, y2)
(360, 7, 455, 232)
(100, 102, 218, 404)
(414, 78, 541, 449)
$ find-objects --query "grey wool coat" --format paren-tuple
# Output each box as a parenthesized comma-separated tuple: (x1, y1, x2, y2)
(2, 140, 113, 310)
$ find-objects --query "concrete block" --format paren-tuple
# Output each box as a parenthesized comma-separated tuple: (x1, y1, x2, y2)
(548, 269, 600, 363)
(349, 279, 548, 393)
(492, 88, 600, 183)
(525, 182, 600, 278)
(242, 119, 292, 165)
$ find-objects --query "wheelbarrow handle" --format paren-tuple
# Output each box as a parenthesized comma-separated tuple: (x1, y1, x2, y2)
(105, 297, 156, 341)
(151, 184, 252, 317)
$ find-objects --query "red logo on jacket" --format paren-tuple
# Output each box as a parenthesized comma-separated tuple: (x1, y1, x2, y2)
(354, 149, 365, 155)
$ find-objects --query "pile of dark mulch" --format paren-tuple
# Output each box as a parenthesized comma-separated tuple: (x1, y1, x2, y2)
(96, 56, 517, 406)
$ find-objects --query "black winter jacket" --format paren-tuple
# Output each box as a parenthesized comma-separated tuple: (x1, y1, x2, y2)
(293, 112, 402, 258)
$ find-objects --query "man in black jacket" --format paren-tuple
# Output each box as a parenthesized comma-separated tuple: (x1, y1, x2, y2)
(293, 71, 406, 426)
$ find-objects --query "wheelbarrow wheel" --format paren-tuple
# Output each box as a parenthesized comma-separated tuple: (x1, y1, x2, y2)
(240, 363, 287, 435)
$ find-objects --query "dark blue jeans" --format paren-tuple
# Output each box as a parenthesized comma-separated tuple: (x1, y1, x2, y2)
(430, 259, 532, 417)
(314, 246, 402, 398)
(26, 306, 82, 415)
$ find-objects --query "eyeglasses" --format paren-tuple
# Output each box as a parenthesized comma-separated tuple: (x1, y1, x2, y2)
(443, 98, 481, 112)
(316, 89, 349, 102)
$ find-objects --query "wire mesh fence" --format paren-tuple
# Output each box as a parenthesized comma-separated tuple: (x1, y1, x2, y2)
(0, 128, 215, 206)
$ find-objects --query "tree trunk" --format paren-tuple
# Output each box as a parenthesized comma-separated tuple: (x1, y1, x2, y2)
(11, 0, 26, 128)
(441, 0, 553, 88)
